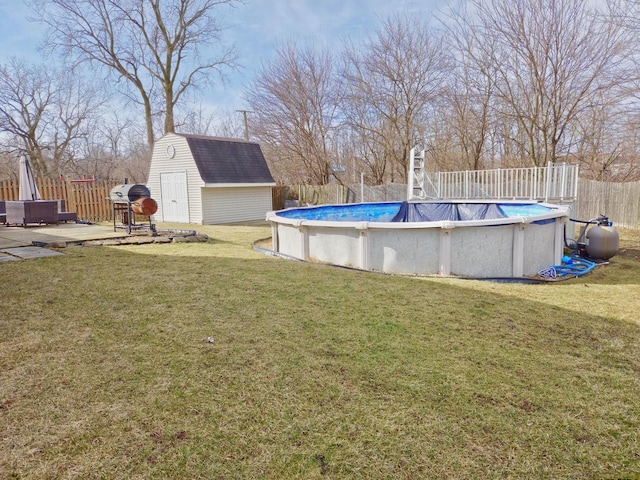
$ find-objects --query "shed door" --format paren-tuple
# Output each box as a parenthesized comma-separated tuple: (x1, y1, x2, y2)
(160, 172, 189, 222)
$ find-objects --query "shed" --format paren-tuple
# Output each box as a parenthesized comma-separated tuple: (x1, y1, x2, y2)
(147, 133, 275, 224)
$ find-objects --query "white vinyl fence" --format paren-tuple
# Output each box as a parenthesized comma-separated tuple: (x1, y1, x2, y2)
(408, 148, 579, 203)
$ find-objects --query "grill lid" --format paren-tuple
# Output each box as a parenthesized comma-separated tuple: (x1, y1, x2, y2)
(110, 184, 151, 203)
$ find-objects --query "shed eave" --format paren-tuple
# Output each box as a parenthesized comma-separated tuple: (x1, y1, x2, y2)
(203, 182, 276, 188)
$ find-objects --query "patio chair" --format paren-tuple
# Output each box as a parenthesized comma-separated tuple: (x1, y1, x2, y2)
(5, 200, 59, 227)
(57, 200, 78, 223)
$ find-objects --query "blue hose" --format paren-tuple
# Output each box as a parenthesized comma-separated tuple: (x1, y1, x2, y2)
(538, 255, 596, 279)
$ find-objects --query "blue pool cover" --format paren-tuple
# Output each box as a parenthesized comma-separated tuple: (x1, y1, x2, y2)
(391, 202, 506, 222)
(276, 201, 555, 223)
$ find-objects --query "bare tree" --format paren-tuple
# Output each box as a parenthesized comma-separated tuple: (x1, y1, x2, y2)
(31, 0, 239, 146)
(440, 8, 501, 171)
(0, 58, 103, 178)
(600, 0, 640, 180)
(176, 105, 220, 137)
(447, 0, 630, 167)
(0, 60, 54, 175)
(64, 112, 142, 181)
(120, 140, 153, 183)
(0, 151, 18, 180)
(171, 104, 243, 138)
(247, 41, 340, 185)
(341, 14, 450, 183)
(570, 92, 640, 181)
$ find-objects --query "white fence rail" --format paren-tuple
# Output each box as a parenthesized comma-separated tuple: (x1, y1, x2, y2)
(408, 148, 579, 203)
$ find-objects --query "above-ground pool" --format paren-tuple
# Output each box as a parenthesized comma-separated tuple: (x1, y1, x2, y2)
(266, 200, 571, 278)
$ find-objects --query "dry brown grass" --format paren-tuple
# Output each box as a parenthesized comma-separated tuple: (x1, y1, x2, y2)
(440, 229, 640, 326)
(1, 223, 639, 479)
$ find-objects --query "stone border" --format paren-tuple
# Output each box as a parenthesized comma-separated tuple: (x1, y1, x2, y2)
(42, 230, 210, 249)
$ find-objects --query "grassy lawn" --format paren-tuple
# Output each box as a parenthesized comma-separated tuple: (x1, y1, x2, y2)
(1, 223, 639, 479)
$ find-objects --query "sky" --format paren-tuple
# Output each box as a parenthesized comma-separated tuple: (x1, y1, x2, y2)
(0, 0, 448, 119)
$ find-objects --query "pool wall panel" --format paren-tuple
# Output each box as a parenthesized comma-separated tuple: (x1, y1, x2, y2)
(368, 228, 441, 274)
(276, 224, 304, 259)
(522, 222, 558, 275)
(450, 225, 515, 277)
(308, 227, 361, 268)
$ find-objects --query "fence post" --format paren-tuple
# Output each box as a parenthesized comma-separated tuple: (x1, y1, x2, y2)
(544, 162, 551, 203)
(464, 170, 469, 200)
(65, 179, 77, 213)
(559, 163, 567, 202)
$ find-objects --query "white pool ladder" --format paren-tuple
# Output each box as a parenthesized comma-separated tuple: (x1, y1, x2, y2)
(407, 147, 438, 200)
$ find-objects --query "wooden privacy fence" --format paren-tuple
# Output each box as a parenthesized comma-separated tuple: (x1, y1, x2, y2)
(0, 178, 115, 222)
(272, 183, 407, 207)
(2, 177, 639, 227)
(271, 185, 351, 209)
(575, 179, 640, 229)
(271, 186, 285, 211)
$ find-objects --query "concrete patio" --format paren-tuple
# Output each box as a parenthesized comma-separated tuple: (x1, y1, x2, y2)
(0, 223, 127, 261)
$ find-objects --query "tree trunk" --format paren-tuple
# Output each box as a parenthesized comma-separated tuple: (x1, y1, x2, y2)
(164, 85, 175, 135)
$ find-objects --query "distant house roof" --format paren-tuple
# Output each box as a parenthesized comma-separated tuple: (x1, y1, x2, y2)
(174, 133, 275, 184)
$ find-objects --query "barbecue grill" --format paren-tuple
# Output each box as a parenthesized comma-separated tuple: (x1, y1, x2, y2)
(110, 183, 158, 234)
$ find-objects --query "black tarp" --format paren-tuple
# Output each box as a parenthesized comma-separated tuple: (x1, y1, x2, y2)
(391, 202, 508, 222)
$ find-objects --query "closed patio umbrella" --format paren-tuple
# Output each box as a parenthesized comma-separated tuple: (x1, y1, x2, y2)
(18, 154, 41, 201)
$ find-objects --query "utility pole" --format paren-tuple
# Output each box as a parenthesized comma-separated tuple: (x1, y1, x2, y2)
(236, 109, 253, 140)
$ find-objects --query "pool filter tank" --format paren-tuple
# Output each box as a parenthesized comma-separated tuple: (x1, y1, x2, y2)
(585, 224, 619, 259)
(572, 215, 619, 260)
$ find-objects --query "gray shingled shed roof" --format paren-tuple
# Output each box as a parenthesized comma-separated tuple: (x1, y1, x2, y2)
(176, 133, 275, 184)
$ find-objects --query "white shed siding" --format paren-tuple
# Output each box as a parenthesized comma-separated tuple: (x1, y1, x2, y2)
(201, 186, 272, 224)
(148, 133, 205, 223)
